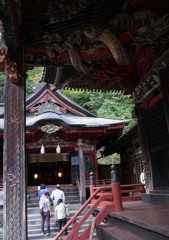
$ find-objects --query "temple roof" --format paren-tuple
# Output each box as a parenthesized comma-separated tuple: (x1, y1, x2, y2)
(25, 84, 129, 152)
(26, 112, 128, 129)
(0, 83, 129, 153)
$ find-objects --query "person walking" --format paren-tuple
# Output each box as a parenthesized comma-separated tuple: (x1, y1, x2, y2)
(51, 184, 66, 222)
(39, 191, 51, 236)
(51, 184, 65, 206)
(55, 198, 69, 236)
(38, 183, 49, 200)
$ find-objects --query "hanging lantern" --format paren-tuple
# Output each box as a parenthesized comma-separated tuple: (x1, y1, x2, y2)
(56, 144, 61, 154)
(58, 171, 63, 178)
(40, 144, 45, 154)
(34, 173, 38, 179)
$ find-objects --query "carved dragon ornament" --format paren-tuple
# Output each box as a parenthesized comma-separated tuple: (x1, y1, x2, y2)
(26, 10, 169, 76)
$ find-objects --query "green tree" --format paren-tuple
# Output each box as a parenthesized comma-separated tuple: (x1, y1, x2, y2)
(26, 67, 43, 97)
(63, 90, 92, 111)
(98, 152, 121, 165)
(63, 89, 136, 130)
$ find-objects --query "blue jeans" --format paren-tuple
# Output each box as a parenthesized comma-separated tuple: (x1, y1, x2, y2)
(57, 217, 67, 235)
(41, 211, 50, 234)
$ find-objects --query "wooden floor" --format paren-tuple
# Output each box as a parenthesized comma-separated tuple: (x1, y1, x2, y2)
(109, 200, 169, 238)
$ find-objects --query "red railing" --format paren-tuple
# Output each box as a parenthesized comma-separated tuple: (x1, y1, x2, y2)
(85, 179, 112, 187)
(52, 183, 145, 240)
(121, 183, 146, 201)
(52, 186, 115, 240)
(91, 183, 145, 202)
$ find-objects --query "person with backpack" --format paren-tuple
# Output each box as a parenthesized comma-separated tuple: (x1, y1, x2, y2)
(39, 191, 51, 236)
(55, 198, 69, 236)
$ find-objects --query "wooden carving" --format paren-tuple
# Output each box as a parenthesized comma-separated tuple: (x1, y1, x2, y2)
(7, 61, 21, 84)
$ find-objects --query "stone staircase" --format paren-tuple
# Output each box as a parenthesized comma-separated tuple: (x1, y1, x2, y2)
(27, 185, 97, 240)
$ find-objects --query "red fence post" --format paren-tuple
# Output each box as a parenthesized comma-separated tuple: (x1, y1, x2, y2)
(111, 165, 123, 211)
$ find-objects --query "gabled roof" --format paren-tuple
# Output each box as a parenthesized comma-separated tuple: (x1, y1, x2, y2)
(0, 83, 129, 154)
(25, 84, 129, 153)
(26, 82, 95, 117)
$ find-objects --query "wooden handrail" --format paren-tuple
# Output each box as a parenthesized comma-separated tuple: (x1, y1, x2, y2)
(86, 179, 112, 186)
(52, 183, 145, 240)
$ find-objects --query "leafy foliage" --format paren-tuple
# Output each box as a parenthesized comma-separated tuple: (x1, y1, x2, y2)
(63, 89, 136, 131)
(0, 67, 43, 102)
(63, 90, 136, 164)
(98, 152, 121, 165)
(26, 67, 43, 97)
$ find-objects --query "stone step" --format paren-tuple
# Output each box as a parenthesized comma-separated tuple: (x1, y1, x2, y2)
(27, 185, 97, 240)
(27, 213, 86, 224)
(27, 187, 78, 196)
(142, 193, 169, 204)
(27, 186, 78, 195)
(28, 208, 81, 216)
(28, 213, 96, 239)
(28, 228, 97, 240)
(27, 190, 80, 207)
(27, 203, 82, 213)
(28, 219, 93, 232)
(104, 210, 169, 240)
(28, 194, 80, 202)
(96, 224, 143, 240)
(27, 200, 80, 208)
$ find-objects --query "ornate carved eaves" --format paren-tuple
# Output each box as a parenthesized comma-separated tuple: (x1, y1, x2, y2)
(133, 48, 169, 104)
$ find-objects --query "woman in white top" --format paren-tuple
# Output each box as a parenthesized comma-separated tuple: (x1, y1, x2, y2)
(55, 198, 69, 235)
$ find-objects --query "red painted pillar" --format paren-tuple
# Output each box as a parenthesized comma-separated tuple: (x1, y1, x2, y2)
(111, 165, 123, 211)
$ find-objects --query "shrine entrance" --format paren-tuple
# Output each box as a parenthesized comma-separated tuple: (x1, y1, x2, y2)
(27, 153, 71, 186)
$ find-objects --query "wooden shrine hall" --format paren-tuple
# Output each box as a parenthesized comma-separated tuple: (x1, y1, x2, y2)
(0, 81, 128, 187)
(0, 0, 169, 239)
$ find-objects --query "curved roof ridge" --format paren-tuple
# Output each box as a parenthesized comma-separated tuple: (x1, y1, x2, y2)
(54, 89, 96, 117)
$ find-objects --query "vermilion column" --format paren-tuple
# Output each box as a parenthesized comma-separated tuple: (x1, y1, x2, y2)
(111, 164, 123, 211)
(3, 57, 26, 239)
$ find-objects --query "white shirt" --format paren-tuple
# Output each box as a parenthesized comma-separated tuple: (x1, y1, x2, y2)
(51, 188, 65, 205)
(55, 202, 68, 220)
(140, 172, 145, 184)
(39, 195, 50, 213)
